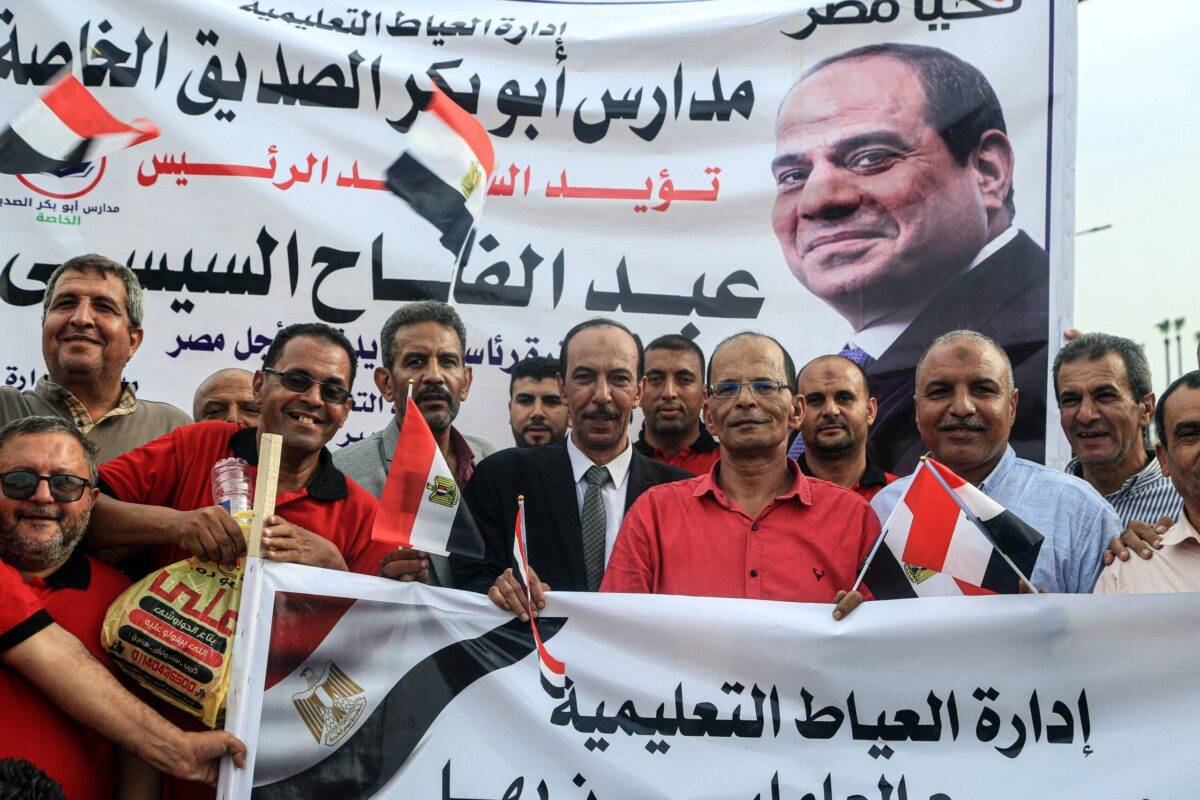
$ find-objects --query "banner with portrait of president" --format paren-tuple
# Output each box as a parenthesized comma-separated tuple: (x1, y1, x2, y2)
(0, 0, 1075, 470)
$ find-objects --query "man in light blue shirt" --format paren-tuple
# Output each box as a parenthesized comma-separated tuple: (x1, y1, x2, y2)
(867, 330, 1120, 595)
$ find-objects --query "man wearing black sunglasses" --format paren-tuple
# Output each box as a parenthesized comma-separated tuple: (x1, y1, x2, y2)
(0, 415, 170, 795)
(85, 323, 391, 580)
(602, 332, 880, 606)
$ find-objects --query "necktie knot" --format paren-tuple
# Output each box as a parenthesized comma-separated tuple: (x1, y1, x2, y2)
(585, 464, 611, 488)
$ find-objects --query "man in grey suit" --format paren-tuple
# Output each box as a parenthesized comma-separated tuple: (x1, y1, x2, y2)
(333, 301, 495, 585)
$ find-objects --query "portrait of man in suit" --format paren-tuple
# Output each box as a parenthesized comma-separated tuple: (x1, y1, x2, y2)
(451, 318, 689, 614)
(771, 42, 1049, 473)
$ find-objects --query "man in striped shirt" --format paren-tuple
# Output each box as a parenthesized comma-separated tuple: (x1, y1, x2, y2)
(1054, 333, 1181, 531)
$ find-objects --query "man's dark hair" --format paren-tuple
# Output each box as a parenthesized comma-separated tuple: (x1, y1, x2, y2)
(0, 758, 66, 800)
(797, 354, 872, 396)
(0, 416, 98, 483)
(42, 253, 144, 329)
(509, 356, 561, 396)
(559, 318, 645, 379)
(707, 332, 796, 388)
(379, 300, 467, 370)
(804, 42, 1015, 217)
(645, 334, 706, 378)
(1155, 370, 1200, 447)
(1052, 332, 1153, 401)
(262, 322, 357, 389)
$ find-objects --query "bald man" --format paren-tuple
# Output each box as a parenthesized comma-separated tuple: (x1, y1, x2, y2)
(192, 368, 260, 425)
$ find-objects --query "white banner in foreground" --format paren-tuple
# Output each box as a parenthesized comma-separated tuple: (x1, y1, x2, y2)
(219, 561, 1200, 799)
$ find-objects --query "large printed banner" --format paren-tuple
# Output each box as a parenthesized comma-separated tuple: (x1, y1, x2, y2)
(0, 1, 1076, 470)
(219, 561, 1200, 798)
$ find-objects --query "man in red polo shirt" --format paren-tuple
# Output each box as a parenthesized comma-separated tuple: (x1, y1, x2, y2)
(0, 415, 246, 795)
(87, 323, 390, 576)
(602, 332, 879, 603)
(633, 335, 720, 474)
(791, 355, 897, 501)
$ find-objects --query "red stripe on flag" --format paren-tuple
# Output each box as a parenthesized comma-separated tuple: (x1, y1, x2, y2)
(953, 577, 996, 597)
(373, 396, 438, 546)
(426, 85, 494, 176)
(900, 463, 962, 572)
(41, 74, 158, 144)
(927, 457, 967, 489)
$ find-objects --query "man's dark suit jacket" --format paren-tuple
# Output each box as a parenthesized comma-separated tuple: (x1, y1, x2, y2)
(451, 439, 691, 594)
(867, 230, 1049, 475)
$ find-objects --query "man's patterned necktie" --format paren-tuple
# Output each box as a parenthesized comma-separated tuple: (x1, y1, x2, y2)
(581, 464, 611, 591)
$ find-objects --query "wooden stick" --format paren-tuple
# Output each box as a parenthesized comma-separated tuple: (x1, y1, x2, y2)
(247, 432, 283, 559)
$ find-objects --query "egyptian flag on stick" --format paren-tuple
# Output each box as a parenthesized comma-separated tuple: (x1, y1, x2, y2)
(856, 457, 1043, 599)
(371, 394, 484, 560)
(0, 73, 159, 174)
(513, 497, 568, 697)
(385, 84, 495, 256)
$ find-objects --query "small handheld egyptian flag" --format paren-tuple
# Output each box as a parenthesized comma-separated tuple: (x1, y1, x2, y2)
(512, 497, 567, 696)
(860, 457, 1044, 599)
(0, 73, 159, 174)
(384, 84, 494, 255)
(372, 396, 484, 559)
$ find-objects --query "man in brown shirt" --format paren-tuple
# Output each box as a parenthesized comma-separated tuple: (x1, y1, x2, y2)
(0, 254, 189, 462)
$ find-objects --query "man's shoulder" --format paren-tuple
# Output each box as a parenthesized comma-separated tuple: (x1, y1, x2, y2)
(461, 431, 497, 461)
(474, 443, 559, 476)
(84, 556, 133, 600)
(332, 427, 386, 468)
(633, 449, 692, 484)
(130, 396, 191, 427)
(0, 385, 54, 424)
(1011, 457, 1108, 506)
(804, 475, 873, 512)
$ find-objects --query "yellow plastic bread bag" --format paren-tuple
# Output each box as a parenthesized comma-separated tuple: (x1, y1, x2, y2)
(102, 545, 247, 728)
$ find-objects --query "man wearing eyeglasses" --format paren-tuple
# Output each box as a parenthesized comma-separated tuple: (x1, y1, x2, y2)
(0, 415, 162, 796)
(85, 323, 391, 578)
(601, 332, 880, 603)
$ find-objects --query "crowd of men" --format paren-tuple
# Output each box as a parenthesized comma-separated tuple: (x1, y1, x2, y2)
(2, 253, 1198, 797)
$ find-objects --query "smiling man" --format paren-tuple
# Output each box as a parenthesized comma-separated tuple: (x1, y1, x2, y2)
(602, 332, 879, 602)
(0, 254, 189, 462)
(868, 330, 1118, 594)
(771, 44, 1049, 474)
(86, 322, 390, 580)
(334, 301, 496, 586)
(1054, 333, 1181, 526)
(453, 318, 689, 617)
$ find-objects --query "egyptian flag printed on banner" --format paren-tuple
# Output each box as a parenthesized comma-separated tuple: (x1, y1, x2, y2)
(0, 73, 159, 174)
(863, 458, 1043, 599)
(512, 499, 567, 696)
(385, 84, 495, 255)
(371, 396, 484, 559)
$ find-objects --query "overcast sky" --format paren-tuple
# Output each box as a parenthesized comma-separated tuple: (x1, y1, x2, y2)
(1075, 0, 1200, 391)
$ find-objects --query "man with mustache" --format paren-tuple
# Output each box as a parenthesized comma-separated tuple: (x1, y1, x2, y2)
(772, 43, 1049, 475)
(835, 331, 1117, 621)
(633, 335, 719, 474)
(0, 254, 190, 463)
(334, 301, 495, 586)
(788, 355, 896, 501)
(453, 318, 689, 617)
(1094, 372, 1200, 593)
(0, 416, 243, 795)
(601, 333, 879, 602)
(508, 356, 568, 447)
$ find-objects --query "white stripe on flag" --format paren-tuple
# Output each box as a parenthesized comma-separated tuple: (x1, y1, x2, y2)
(406, 110, 487, 217)
(405, 448, 460, 557)
(953, 482, 1006, 522)
(10, 97, 80, 161)
(939, 513, 993, 586)
(882, 497, 914, 562)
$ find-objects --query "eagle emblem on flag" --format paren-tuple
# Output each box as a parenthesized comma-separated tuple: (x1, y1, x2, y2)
(460, 161, 483, 199)
(426, 476, 459, 508)
(291, 663, 367, 746)
(902, 563, 937, 585)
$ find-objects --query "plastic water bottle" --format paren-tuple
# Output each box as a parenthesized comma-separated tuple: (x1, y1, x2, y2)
(211, 458, 253, 515)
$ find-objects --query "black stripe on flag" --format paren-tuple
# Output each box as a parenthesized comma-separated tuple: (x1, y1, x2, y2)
(253, 615, 566, 799)
(0, 128, 88, 175)
(386, 152, 474, 255)
(861, 543, 917, 601)
(977, 509, 1044, 593)
(447, 501, 484, 561)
